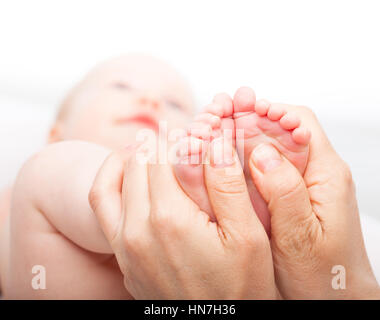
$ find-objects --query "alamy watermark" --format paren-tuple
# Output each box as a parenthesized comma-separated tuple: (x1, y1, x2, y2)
(331, 265, 346, 290)
(132, 121, 246, 173)
(31, 265, 46, 290)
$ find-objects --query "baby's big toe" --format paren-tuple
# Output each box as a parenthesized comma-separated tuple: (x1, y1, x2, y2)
(233, 86, 256, 114)
(292, 127, 311, 145)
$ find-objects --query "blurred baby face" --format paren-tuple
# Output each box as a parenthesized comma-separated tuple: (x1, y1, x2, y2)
(56, 55, 195, 149)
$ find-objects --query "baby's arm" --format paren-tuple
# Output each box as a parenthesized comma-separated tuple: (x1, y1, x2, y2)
(13, 140, 113, 254)
(7, 140, 133, 298)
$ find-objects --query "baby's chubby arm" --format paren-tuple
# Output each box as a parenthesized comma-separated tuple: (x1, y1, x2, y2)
(13, 140, 114, 254)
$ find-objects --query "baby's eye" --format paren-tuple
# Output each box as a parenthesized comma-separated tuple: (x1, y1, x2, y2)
(166, 99, 183, 110)
(112, 82, 131, 90)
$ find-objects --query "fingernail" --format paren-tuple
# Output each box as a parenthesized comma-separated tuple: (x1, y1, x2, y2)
(210, 138, 235, 167)
(252, 144, 282, 173)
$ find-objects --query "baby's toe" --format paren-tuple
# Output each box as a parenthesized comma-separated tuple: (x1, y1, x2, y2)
(233, 86, 256, 113)
(292, 127, 311, 145)
(212, 92, 233, 117)
(280, 112, 301, 130)
(267, 104, 285, 121)
(175, 136, 204, 165)
(187, 121, 213, 140)
(194, 113, 221, 129)
(255, 99, 271, 116)
(204, 102, 225, 118)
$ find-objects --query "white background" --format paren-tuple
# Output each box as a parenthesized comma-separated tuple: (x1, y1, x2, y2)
(0, 0, 379, 218)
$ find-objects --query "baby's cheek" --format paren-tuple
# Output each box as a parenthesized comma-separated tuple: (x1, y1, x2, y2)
(167, 112, 191, 130)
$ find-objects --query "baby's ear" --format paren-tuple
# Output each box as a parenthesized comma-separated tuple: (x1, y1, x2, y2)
(48, 122, 64, 144)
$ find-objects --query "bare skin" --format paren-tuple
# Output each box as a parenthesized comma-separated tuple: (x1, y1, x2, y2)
(0, 54, 195, 299)
(89, 142, 278, 299)
(89, 101, 380, 300)
(2, 56, 376, 299)
(249, 103, 380, 299)
(174, 87, 311, 234)
(6, 141, 130, 299)
(0, 187, 12, 294)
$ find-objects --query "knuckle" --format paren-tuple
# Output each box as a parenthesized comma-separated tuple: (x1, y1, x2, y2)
(232, 232, 270, 267)
(246, 232, 268, 253)
(231, 228, 268, 254)
(211, 175, 246, 196)
(123, 229, 146, 254)
(170, 216, 188, 235)
(150, 208, 171, 228)
(273, 175, 305, 204)
(149, 207, 187, 238)
(230, 231, 250, 248)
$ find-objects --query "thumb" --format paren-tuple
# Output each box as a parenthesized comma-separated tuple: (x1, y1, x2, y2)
(89, 146, 136, 244)
(249, 144, 319, 237)
(204, 138, 265, 239)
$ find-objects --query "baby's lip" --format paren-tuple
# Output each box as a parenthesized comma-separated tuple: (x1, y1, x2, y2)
(115, 114, 159, 132)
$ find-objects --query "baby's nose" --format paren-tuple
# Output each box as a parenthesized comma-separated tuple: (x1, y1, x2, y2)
(138, 95, 161, 110)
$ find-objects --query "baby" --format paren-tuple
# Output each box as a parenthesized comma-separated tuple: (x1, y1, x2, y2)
(0, 54, 311, 299)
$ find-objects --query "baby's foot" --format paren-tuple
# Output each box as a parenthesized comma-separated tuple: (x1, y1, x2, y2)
(173, 93, 234, 221)
(233, 87, 311, 234)
(174, 88, 311, 235)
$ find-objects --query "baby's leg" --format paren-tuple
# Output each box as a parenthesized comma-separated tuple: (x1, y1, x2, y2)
(5, 141, 132, 299)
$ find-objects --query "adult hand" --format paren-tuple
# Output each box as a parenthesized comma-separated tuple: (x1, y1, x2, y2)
(248, 104, 380, 299)
(89, 139, 278, 299)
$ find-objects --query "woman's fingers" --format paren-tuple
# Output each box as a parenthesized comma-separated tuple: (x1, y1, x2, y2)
(147, 160, 200, 233)
(249, 144, 321, 248)
(122, 151, 151, 233)
(89, 148, 132, 244)
(204, 138, 265, 239)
